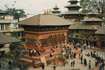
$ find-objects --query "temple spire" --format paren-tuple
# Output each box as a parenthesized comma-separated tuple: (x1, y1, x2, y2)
(51, 5, 61, 16)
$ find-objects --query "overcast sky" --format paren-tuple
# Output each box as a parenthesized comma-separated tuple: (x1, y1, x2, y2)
(0, 0, 71, 15)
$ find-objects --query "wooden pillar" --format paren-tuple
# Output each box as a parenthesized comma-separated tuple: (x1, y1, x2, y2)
(88, 41, 90, 48)
(97, 40, 101, 48)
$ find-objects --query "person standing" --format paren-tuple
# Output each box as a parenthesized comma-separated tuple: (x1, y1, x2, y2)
(53, 64, 56, 70)
(95, 58, 97, 67)
(81, 49, 83, 53)
(72, 60, 75, 67)
(84, 59, 87, 66)
(33, 49, 36, 56)
(41, 63, 45, 70)
(88, 60, 91, 70)
(70, 59, 73, 67)
(81, 55, 83, 64)
(30, 49, 33, 57)
(63, 60, 66, 67)
(102, 61, 104, 70)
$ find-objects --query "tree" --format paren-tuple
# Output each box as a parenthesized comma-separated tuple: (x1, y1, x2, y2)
(80, 0, 105, 19)
(9, 42, 27, 57)
(6, 8, 26, 21)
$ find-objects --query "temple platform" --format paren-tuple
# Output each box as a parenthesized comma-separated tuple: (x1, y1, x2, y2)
(18, 45, 81, 68)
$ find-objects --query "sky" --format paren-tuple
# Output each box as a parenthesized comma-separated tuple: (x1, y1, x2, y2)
(0, 0, 70, 15)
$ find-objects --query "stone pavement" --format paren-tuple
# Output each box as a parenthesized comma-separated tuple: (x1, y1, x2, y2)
(83, 49, 105, 59)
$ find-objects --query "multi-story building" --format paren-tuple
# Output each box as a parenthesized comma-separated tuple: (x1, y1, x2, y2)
(0, 9, 25, 40)
(68, 11, 104, 48)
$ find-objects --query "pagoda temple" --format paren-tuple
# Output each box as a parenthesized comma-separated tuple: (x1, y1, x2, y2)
(18, 14, 73, 67)
(68, 11, 103, 48)
(62, 0, 84, 22)
(51, 5, 61, 16)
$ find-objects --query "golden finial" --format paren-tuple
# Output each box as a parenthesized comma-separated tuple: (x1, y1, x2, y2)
(43, 9, 52, 15)
(55, 4, 58, 8)
(92, 8, 95, 13)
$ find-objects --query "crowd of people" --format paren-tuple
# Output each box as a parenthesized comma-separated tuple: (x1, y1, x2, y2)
(81, 50, 105, 70)
(28, 44, 105, 70)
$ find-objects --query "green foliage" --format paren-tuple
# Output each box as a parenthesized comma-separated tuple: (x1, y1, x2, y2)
(80, 0, 105, 19)
(6, 8, 26, 19)
(9, 42, 26, 56)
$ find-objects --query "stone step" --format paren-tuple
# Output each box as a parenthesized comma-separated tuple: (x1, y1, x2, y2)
(26, 46, 53, 51)
(18, 58, 41, 67)
(26, 48, 62, 57)
(19, 52, 60, 67)
(23, 52, 60, 61)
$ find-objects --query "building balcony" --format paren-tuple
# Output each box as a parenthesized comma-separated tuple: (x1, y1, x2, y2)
(0, 30, 11, 32)
(0, 28, 24, 33)
(0, 19, 18, 23)
(11, 28, 24, 32)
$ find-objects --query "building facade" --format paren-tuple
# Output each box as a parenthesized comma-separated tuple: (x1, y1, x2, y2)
(0, 10, 25, 40)
(68, 11, 104, 48)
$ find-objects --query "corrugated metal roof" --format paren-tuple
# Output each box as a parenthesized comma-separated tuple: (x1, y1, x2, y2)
(18, 14, 74, 26)
(0, 33, 20, 44)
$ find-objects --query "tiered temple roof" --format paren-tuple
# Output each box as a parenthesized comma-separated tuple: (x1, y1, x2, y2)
(61, 0, 84, 22)
(69, 11, 103, 30)
(82, 12, 103, 22)
(95, 26, 105, 35)
(52, 5, 61, 16)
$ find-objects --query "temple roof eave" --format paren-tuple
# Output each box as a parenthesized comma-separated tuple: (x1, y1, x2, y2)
(0, 33, 21, 44)
(65, 5, 81, 8)
(95, 26, 105, 35)
(68, 22, 99, 30)
(52, 10, 61, 13)
(61, 11, 84, 15)
(82, 18, 103, 22)
(18, 14, 74, 26)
